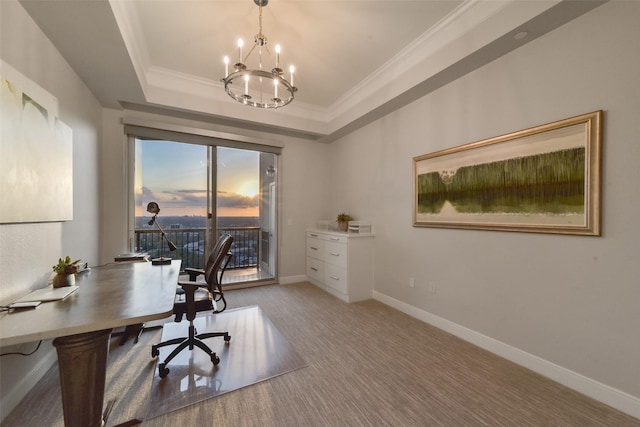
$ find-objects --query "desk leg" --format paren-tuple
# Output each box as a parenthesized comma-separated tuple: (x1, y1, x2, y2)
(53, 329, 111, 427)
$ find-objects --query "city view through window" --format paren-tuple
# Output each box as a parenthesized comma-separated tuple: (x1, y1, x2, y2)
(134, 140, 263, 272)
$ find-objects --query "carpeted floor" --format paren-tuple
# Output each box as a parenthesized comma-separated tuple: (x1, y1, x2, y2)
(3, 282, 639, 426)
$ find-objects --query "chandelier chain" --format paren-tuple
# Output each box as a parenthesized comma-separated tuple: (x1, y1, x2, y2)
(258, 2, 263, 37)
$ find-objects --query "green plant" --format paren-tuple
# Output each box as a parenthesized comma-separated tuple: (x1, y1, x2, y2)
(336, 213, 352, 224)
(53, 256, 81, 275)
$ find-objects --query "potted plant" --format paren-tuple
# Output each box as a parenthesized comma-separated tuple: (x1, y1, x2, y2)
(52, 256, 81, 288)
(336, 213, 352, 232)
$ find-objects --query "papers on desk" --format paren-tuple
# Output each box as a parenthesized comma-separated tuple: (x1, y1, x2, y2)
(8, 301, 41, 309)
(13, 286, 79, 303)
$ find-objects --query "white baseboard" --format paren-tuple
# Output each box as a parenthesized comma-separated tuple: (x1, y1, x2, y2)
(279, 274, 307, 285)
(0, 345, 57, 423)
(373, 290, 640, 420)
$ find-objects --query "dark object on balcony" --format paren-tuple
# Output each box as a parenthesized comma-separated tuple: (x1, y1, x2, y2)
(151, 234, 234, 378)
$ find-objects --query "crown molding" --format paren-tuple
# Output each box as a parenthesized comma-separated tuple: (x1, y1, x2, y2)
(324, 0, 562, 134)
(109, 0, 150, 94)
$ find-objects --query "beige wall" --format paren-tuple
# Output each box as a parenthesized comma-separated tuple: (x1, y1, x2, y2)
(0, 0, 103, 418)
(323, 0, 640, 409)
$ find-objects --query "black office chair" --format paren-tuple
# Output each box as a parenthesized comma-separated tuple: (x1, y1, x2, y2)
(173, 237, 233, 322)
(151, 234, 234, 378)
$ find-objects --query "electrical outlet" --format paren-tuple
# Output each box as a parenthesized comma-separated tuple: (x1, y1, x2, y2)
(409, 277, 415, 288)
(428, 282, 436, 293)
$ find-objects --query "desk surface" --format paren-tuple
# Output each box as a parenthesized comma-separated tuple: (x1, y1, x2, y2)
(0, 260, 181, 347)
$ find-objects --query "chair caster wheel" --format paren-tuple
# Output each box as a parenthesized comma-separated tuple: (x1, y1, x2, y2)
(159, 363, 169, 378)
(151, 346, 159, 358)
(211, 354, 220, 365)
(224, 334, 231, 342)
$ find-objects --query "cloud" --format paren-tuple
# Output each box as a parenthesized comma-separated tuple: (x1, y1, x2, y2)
(217, 190, 258, 209)
(137, 188, 258, 213)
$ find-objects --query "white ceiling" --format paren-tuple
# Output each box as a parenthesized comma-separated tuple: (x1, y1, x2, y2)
(20, 0, 605, 142)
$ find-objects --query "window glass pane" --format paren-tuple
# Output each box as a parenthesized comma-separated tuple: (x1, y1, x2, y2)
(134, 138, 208, 268)
(217, 147, 260, 270)
(217, 147, 259, 218)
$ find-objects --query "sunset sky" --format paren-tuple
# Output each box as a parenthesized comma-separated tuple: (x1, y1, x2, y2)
(135, 140, 259, 217)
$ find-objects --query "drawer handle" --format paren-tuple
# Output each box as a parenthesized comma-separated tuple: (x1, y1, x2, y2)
(330, 237, 340, 241)
(329, 252, 340, 256)
(310, 247, 318, 250)
(310, 234, 318, 237)
(329, 275, 340, 280)
(310, 267, 318, 272)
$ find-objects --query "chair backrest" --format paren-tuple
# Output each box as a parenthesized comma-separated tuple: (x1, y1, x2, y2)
(204, 234, 233, 291)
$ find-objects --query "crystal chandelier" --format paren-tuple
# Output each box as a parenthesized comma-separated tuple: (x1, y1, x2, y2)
(221, 0, 297, 109)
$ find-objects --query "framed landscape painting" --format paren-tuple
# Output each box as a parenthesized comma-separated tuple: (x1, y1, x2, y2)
(413, 111, 602, 235)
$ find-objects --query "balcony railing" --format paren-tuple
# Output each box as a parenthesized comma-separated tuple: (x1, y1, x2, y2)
(134, 227, 260, 271)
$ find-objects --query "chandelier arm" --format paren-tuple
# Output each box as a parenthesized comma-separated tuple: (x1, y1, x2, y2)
(243, 43, 258, 64)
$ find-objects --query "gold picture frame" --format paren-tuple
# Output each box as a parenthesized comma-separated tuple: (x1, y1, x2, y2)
(413, 111, 602, 235)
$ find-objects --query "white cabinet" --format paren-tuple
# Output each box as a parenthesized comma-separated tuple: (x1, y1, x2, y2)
(306, 230, 374, 302)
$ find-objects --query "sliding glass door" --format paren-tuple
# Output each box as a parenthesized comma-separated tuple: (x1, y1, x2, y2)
(216, 148, 277, 282)
(131, 137, 277, 285)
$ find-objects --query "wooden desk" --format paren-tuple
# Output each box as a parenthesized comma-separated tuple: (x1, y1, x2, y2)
(0, 260, 181, 427)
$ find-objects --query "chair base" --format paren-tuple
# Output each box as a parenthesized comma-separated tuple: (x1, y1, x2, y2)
(151, 324, 231, 378)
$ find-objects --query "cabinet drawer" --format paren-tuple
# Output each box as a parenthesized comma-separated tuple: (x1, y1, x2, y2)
(324, 264, 347, 293)
(306, 257, 323, 282)
(306, 238, 324, 260)
(324, 241, 347, 268)
(324, 234, 347, 244)
(306, 231, 348, 244)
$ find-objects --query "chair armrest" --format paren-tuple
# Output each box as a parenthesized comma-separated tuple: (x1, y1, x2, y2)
(184, 267, 205, 281)
(178, 280, 209, 293)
